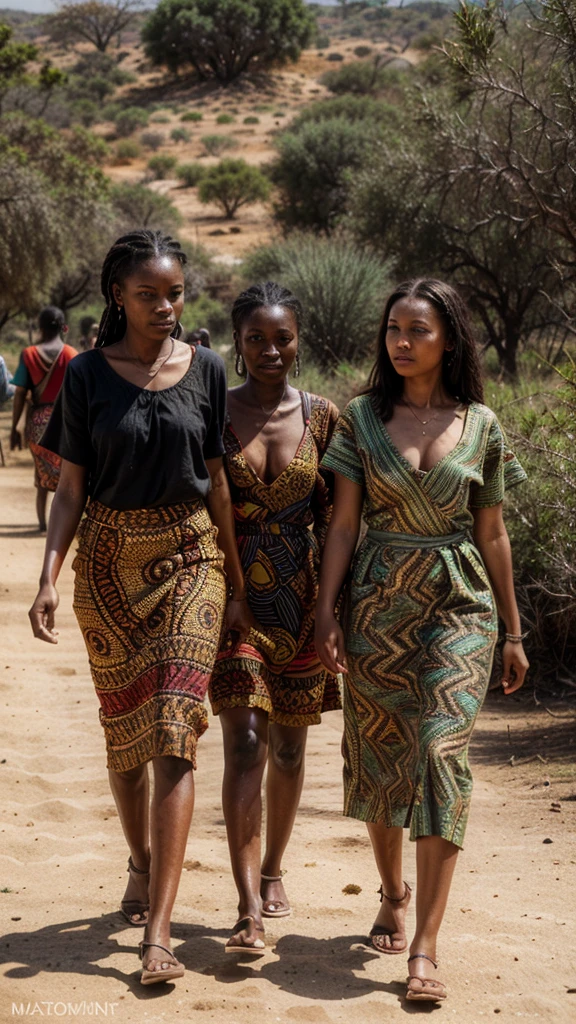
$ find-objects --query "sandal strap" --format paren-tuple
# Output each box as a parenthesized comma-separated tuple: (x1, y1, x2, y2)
(139, 942, 175, 960)
(379, 880, 411, 903)
(234, 915, 264, 933)
(261, 873, 283, 882)
(408, 952, 438, 969)
(128, 856, 149, 876)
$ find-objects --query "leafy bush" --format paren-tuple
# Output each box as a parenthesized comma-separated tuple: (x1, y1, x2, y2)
(322, 59, 392, 95)
(327, 52, 344, 61)
(102, 102, 122, 121)
(316, 33, 330, 49)
(242, 233, 390, 368)
(288, 94, 400, 129)
(114, 139, 141, 163)
(147, 153, 178, 179)
(111, 182, 183, 232)
(115, 106, 149, 137)
(70, 99, 98, 127)
(182, 293, 229, 335)
(488, 365, 576, 687)
(216, 112, 235, 124)
(243, 116, 260, 124)
(198, 158, 271, 218)
(272, 117, 378, 232)
(140, 131, 165, 151)
(177, 162, 206, 187)
(354, 45, 372, 58)
(201, 134, 238, 156)
(142, 0, 315, 84)
(181, 111, 202, 122)
(150, 114, 170, 123)
(170, 127, 191, 143)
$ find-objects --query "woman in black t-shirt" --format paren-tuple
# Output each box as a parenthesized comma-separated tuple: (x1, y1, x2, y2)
(28, 230, 253, 986)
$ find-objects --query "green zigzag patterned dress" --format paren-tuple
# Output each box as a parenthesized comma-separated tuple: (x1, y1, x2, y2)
(321, 397, 526, 848)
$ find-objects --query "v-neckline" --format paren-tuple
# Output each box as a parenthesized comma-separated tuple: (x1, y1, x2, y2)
(227, 391, 309, 488)
(372, 401, 473, 480)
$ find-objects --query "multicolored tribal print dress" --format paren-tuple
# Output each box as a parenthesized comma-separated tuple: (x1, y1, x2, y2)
(12, 343, 77, 490)
(209, 392, 341, 726)
(321, 397, 526, 848)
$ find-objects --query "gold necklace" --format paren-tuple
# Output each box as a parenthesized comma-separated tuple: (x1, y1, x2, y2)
(402, 399, 439, 436)
(125, 338, 175, 379)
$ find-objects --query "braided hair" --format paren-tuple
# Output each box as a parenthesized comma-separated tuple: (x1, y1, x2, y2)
(96, 230, 187, 348)
(38, 305, 66, 339)
(231, 281, 303, 336)
(366, 278, 485, 421)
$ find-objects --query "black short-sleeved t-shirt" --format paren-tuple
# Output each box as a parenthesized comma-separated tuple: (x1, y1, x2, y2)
(41, 345, 227, 510)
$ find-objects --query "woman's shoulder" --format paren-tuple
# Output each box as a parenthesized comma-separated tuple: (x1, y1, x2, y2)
(467, 401, 500, 429)
(305, 391, 339, 419)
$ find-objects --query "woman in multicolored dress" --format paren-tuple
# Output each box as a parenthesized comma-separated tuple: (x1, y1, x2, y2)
(315, 279, 529, 1003)
(209, 282, 341, 954)
(27, 231, 252, 986)
(10, 306, 76, 530)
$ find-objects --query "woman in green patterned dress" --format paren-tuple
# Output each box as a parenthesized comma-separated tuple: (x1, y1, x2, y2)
(315, 278, 528, 1003)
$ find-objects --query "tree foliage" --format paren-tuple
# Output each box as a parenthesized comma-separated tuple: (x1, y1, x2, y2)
(141, 0, 314, 84)
(243, 234, 391, 368)
(0, 22, 66, 114)
(46, 0, 143, 53)
(198, 158, 271, 218)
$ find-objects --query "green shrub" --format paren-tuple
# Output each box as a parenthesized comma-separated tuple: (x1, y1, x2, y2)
(198, 158, 271, 218)
(182, 293, 229, 335)
(316, 33, 330, 49)
(322, 60, 390, 95)
(70, 99, 98, 127)
(201, 134, 238, 156)
(181, 111, 203, 122)
(111, 182, 183, 233)
(327, 52, 344, 61)
(216, 113, 235, 124)
(243, 115, 260, 124)
(114, 139, 142, 163)
(140, 131, 166, 151)
(243, 233, 390, 368)
(170, 127, 191, 143)
(147, 154, 178, 179)
(254, 104, 273, 112)
(487, 365, 576, 686)
(272, 117, 379, 231)
(177, 162, 206, 187)
(354, 45, 373, 58)
(115, 106, 149, 137)
(290, 94, 399, 129)
(150, 114, 171, 123)
(273, 111, 286, 118)
(102, 102, 122, 121)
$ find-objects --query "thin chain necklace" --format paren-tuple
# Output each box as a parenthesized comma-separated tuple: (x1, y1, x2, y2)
(249, 382, 290, 418)
(124, 338, 175, 379)
(402, 398, 440, 436)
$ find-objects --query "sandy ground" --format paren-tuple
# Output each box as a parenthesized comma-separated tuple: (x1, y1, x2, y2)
(1, 433, 575, 1024)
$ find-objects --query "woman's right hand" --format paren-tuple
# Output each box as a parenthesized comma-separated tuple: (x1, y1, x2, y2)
(315, 610, 348, 675)
(10, 427, 21, 451)
(29, 584, 60, 644)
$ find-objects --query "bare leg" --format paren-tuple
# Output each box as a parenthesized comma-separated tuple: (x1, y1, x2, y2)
(220, 707, 268, 948)
(407, 835, 458, 995)
(36, 486, 48, 532)
(108, 764, 151, 920)
(260, 723, 307, 914)
(366, 823, 409, 951)
(143, 756, 196, 974)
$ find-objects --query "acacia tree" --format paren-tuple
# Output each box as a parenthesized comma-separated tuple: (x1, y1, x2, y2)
(142, 0, 314, 84)
(198, 159, 270, 218)
(46, 0, 143, 53)
(0, 22, 65, 114)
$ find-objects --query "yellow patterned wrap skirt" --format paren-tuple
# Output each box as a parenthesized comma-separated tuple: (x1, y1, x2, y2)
(72, 499, 226, 771)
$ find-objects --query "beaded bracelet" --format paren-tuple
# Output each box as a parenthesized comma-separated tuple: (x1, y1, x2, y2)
(504, 631, 529, 643)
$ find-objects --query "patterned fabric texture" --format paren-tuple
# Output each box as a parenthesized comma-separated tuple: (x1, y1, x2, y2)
(72, 499, 226, 771)
(209, 392, 342, 726)
(321, 397, 527, 848)
(26, 403, 61, 491)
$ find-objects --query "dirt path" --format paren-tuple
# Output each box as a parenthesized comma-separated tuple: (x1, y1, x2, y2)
(1, 446, 575, 1024)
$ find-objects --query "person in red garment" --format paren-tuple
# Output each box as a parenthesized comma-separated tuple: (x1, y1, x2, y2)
(10, 306, 76, 531)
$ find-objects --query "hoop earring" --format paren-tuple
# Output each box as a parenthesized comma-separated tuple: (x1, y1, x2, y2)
(235, 351, 246, 377)
(294, 351, 300, 378)
(445, 349, 454, 365)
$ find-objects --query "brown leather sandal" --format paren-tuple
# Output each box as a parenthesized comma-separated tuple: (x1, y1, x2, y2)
(261, 872, 291, 918)
(225, 915, 266, 955)
(406, 952, 447, 1002)
(369, 881, 411, 954)
(120, 856, 150, 927)
(139, 941, 185, 985)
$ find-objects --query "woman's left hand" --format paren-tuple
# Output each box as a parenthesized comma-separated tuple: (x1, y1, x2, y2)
(501, 641, 529, 694)
(225, 597, 257, 644)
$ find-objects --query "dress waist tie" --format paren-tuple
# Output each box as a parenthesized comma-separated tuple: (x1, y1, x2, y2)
(365, 528, 469, 550)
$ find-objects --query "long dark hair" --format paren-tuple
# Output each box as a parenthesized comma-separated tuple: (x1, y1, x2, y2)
(231, 281, 303, 336)
(366, 278, 485, 421)
(38, 305, 66, 340)
(96, 230, 187, 348)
